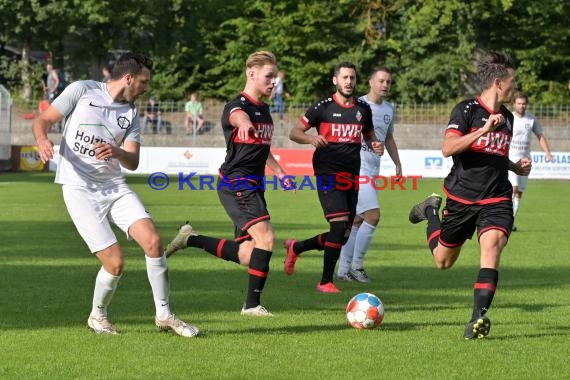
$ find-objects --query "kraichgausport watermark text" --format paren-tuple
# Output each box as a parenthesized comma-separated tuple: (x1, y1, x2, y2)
(147, 172, 422, 191)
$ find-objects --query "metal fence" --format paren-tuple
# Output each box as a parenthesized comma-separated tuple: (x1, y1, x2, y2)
(0, 85, 12, 161)
(137, 99, 570, 135)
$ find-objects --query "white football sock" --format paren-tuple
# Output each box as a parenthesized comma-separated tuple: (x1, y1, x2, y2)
(91, 267, 121, 318)
(146, 255, 171, 320)
(513, 195, 521, 217)
(351, 221, 377, 270)
(337, 226, 359, 276)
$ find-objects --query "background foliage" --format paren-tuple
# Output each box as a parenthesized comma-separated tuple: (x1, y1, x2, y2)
(1, 0, 569, 104)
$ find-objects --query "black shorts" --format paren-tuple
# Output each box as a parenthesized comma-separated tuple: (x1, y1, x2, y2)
(439, 198, 513, 247)
(316, 173, 357, 223)
(217, 179, 270, 242)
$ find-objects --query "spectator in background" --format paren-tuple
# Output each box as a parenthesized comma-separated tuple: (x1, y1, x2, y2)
(270, 70, 290, 123)
(44, 63, 61, 103)
(184, 92, 205, 135)
(144, 96, 162, 134)
(101, 66, 112, 83)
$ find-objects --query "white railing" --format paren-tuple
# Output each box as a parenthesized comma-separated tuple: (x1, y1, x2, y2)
(0, 85, 13, 161)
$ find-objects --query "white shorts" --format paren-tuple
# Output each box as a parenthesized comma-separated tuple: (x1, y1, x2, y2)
(62, 183, 151, 253)
(356, 180, 380, 215)
(508, 171, 528, 192)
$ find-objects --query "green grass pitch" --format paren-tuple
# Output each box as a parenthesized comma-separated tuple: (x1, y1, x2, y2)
(0, 172, 569, 379)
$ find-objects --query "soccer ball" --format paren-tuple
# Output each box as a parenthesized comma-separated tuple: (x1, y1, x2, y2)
(346, 292, 384, 329)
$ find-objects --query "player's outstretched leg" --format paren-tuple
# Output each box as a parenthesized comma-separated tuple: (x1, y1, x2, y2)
(409, 193, 442, 224)
(164, 222, 196, 258)
(463, 315, 491, 340)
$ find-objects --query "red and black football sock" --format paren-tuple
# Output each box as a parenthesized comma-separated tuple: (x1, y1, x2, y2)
(470, 268, 498, 321)
(245, 248, 272, 309)
(425, 206, 441, 254)
(187, 235, 240, 263)
(320, 221, 345, 284)
(293, 233, 326, 254)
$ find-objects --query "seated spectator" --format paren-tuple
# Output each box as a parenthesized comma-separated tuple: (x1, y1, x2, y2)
(184, 92, 205, 135)
(143, 96, 162, 134)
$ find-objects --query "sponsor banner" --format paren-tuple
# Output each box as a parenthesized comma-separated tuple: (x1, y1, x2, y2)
(19, 146, 46, 171)
(528, 152, 570, 179)
(125, 147, 226, 175)
(267, 149, 314, 175)
(46, 147, 570, 180)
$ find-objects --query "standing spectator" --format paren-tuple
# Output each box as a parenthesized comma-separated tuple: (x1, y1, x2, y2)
(337, 67, 401, 283)
(408, 51, 531, 339)
(164, 51, 293, 316)
(508, 92, 554, 231)
(44, 63, 60, 102)
(101, 65, 112, 83)
(32, 52, 199, 337)
(283, 62, 384, 293)
(270, 70, 290, 123)
(184, 92, 205, 135)
(144, 95, 162, 134)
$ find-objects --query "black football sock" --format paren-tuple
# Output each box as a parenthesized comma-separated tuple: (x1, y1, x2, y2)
(425, 206, 441, 253)
(320, 221, 346, 284)
(470, 268, 499, 321)
(187, 235, 240, 263)
(245, 248, 272, 309)
(293, 233, 326, 255)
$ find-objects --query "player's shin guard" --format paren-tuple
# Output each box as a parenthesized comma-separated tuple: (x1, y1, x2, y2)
(426, 206, 441, 254)
(321, 221, 347, 284)
(188, 235, 240, 263)
(470, 268, 498, 320)
(294, 233, 327, 254)
(245, 248, 272, 309)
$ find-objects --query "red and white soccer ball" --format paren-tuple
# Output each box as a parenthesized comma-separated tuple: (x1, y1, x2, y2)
(346, 292, 384, 329)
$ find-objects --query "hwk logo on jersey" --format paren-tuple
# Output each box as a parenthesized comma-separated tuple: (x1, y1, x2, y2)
(117, 116, 131, 130)
(384, 114, 392, 124)
(355, 110, 362, 122)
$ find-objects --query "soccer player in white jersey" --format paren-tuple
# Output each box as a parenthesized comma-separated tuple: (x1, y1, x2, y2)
(32, 53, 199, 337)
(337, 67, 402, 282)
(508, 93, 553, 231)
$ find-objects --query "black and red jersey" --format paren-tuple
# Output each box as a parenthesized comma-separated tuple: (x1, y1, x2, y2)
(443, 97, 514, 204)
(220, 92, 274, 180)
(302, 93, 373, 175)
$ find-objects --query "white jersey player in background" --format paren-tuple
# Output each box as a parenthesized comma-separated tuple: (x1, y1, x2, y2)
(32, 53, 199, 337)
(508, 92, 553, 231)
(337, 67, 402, 282)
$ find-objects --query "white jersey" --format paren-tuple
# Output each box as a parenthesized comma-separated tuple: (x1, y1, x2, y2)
(358, 95, 395, 176)
(509, 112, 543, 160)
(52, 80, 141, 187)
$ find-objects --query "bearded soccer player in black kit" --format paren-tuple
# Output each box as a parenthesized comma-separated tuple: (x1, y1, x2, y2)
(164, 51, 292, 317)
(408, 51, 532, 339)
(284, 62, 384, 293)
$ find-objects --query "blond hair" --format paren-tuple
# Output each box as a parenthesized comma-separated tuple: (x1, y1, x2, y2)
(246, 51, 276, 69)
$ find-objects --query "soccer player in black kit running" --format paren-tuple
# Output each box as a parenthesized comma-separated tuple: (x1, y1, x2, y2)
(164, 51, 292, 317)
(408, 51, 532, 339)
(284, 62, 384, 293)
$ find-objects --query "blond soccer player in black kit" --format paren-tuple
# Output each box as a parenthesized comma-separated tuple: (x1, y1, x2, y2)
(283, 62, 384, 293)
(164, 51, 293, 317)
(408, 51, 532, 339)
